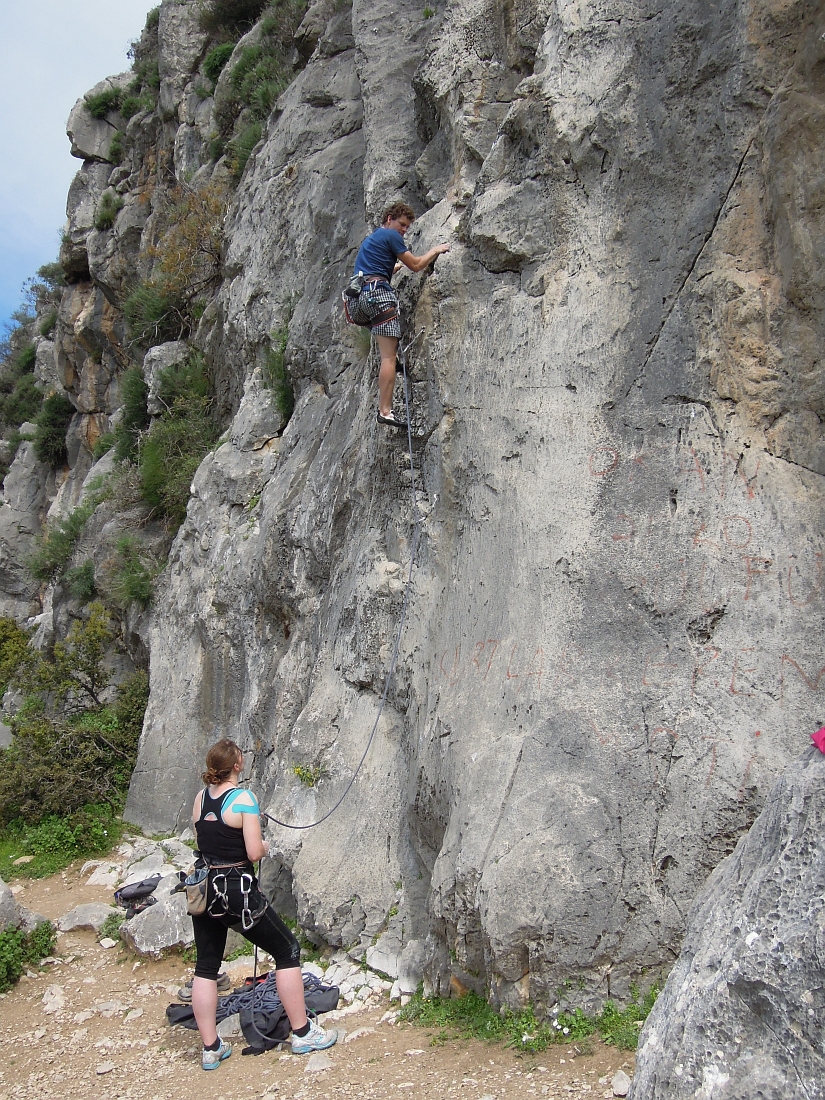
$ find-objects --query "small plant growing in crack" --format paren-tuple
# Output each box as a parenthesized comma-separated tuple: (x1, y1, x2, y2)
(293, 763, 328, 787)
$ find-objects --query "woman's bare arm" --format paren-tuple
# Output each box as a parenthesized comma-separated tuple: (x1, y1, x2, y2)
(241, 812, 268, 862)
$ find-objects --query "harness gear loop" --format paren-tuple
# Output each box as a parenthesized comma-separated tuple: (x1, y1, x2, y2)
(209, 872, 230, 918)
(239, 872, 256, 931)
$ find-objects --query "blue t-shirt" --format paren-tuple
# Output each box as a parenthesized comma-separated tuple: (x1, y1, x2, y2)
(353, 228, 408, 282)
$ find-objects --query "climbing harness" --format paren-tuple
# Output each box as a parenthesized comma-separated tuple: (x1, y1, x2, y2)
(342, 274, 399, 329)
(205, 861, 266, 930)
(262, 327, 424, 832)
(341, 272, 366, 326)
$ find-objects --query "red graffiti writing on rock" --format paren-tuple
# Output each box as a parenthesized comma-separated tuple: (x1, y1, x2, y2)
(588, 440, 760, 502)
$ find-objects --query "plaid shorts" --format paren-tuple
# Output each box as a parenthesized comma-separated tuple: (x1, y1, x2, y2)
(347, 280, 401, 339)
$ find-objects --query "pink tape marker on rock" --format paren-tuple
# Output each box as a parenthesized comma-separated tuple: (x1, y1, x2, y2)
(812, 727, 825, 754)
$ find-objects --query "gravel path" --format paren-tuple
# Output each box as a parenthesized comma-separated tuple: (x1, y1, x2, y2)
(0, 869, 635, 1100)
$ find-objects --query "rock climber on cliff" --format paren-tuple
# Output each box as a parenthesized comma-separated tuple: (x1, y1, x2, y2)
(346, 202, 450, 429)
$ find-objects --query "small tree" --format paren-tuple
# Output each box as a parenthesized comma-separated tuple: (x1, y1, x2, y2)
(0, 618, 32, 696)
(20, 602, 114, 712)
(147, 180, 229, 303)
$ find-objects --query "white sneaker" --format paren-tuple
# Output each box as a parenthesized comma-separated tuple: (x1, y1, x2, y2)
(291, 1017, 338, 1054)
(202, 1039, 231, 1070)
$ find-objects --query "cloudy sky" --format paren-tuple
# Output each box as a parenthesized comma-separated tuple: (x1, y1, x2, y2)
(0, 1, 157, 331)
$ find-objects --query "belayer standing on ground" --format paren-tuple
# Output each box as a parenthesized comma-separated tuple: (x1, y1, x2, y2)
(349, 202, 450, 428)
(190, 739, 337, 1070)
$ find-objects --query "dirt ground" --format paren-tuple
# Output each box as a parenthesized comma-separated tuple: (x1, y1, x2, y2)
(0, 866, 635, 1100)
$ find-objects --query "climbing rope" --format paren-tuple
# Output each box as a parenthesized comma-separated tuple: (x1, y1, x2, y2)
(261, 328, 425, 831)
(243, 332, 425, 1050)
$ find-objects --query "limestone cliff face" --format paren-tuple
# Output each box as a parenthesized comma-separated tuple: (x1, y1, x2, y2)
(8, 0, 824, 1012)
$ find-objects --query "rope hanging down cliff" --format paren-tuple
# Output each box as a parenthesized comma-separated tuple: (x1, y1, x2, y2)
(261, 330, 425, 831)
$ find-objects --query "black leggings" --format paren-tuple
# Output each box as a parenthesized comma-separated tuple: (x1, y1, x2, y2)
(192, 870, 301, 980)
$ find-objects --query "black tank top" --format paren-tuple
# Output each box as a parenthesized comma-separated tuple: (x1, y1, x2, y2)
(195, 787, 250, 864)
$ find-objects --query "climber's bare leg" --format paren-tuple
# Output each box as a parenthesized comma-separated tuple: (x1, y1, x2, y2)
(376, 334, 398, 418)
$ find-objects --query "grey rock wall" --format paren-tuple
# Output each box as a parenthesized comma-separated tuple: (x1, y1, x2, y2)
(1, 0, 818, 1021)
(123, 0, 825, 1011)
(0, 434, 48, 619)
(628, 746, 825, 1100)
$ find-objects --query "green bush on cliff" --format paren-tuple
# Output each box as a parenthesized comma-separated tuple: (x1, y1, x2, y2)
(198, 0, 269, 35)
(0, 618, 31, 698)
(119, 92, 153, 119)
(108, 131, 125, 166)
(128, 7, 161, 103)
(156, 352, 212, 410)
(228, 121, 263, 177)
(34, 393, 74, 467)
(35, 261, 65, 296)
(16, 344, 36, 374)
(1, 375, 42, 428)
(107, 536, 157, 608)
(124, 179, 229, 343)
(28, 498, 97, 583)
(92, 431, 116, 460)
(204, 42, 235, 82)
(95, 192, 125, 232)
(124, 283, 186, 347)
(109, 353, 221, 531)
(209, 0, 308, 171)
(39, 310, 58, 338)
(265, 318, 294, 424)
(141, 391, 221, 526)
(65, 559, 97, 603)
(85, 88, 123, 119)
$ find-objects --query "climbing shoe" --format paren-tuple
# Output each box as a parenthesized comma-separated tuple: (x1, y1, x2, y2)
(377, 412, 407, 429)
(291, 1018, 338, 1054)
(178, 971, 231, 1002)
(202, 1038, 232, 1070)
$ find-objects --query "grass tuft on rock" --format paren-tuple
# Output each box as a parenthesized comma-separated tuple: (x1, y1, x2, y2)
(399, 985, 659, 1053)
(114, 367, 150, 461)
(204, 42, 236, 82)
(198, 0, 269, 35)
(95, 192, 125, 232)
(265, 317, 294, 424)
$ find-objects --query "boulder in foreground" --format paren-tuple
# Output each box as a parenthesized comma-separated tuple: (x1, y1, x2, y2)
(629, 747, 825, 1100)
